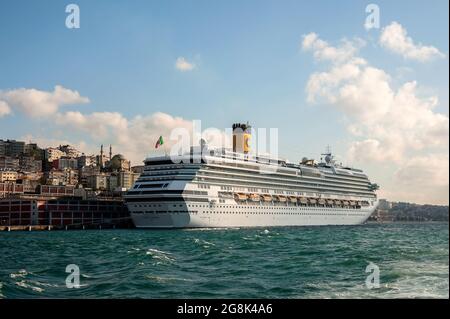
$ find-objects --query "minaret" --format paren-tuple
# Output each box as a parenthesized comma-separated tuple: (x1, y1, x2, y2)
(100, 144, 104, 168)
(109, 145, 112, 161)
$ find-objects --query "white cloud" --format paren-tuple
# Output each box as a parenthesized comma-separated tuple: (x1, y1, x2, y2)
(175, 57, 195, 71)
(302, 32, 449, 204)
(302, 32, 365, 64)
(379, 22, 445, 62)
(0, 85, 89, 117)
(0, 83, 229, 165)
(0, 101, 11, 117)
(395, 154, 449, 188)
(53, 111, 229, 165)
(391, 154, 449, 204)
(20, 134, 98, 157)
(303, 33, 448, 162)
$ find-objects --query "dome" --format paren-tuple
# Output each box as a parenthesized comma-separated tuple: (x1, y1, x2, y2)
(112, 154, 126, 160)
(109, 154, 129, 170)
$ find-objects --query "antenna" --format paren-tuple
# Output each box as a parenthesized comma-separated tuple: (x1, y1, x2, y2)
(321, 145, 334, 165)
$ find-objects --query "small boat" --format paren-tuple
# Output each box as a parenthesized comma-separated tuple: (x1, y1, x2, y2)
(234, 193, 248, 201)
(299, 197, 308, 204)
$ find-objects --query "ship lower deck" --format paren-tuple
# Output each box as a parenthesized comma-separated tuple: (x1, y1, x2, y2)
(128, 201, 376, 228)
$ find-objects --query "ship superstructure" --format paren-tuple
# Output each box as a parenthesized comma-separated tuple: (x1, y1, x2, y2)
(124, 123, 379, 228)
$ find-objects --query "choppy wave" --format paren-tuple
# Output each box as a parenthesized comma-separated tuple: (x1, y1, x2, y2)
(0, 222, 448, 298)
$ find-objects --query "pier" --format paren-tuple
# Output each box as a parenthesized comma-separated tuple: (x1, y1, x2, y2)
(0, 198, 134, 230)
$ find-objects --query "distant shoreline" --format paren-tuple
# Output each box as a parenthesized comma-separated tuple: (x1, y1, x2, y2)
(366, 220, 449, 224)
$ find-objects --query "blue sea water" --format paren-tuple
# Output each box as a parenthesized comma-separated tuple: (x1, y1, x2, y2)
(0, 223, 448, 299)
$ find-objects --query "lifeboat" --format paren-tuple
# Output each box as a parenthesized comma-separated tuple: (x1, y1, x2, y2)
(299, 197, 308, 204)
(234, 193, 248, 201)
(308, 198, 317, 205)
(357, 201, 362, 206)
(318, 199, 326, 205)
(361, 201, 370, 206)
(262, 194, 272, 202)
(349, 201, 356, 206)
(250, 194, 260, 202)
(334, 200, 342, 206)
(343, 201, 350, 206)
(289, 196, 297, 203)
(276, 195, 287, 203)
(326, 199, 334, 205)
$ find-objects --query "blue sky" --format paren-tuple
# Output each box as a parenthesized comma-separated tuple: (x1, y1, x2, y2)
(0, 0, 448, 204)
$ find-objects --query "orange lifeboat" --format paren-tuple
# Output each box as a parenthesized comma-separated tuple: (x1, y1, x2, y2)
(289, 196, 297, 203)
(299, 197, 308, 204)
(234, 193, 248, 201)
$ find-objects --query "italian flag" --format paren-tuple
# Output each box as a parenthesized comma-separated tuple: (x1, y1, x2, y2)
(155, 135, 164, 149)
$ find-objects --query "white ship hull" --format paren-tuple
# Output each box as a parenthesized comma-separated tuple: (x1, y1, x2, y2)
(128, 201, 377, 228)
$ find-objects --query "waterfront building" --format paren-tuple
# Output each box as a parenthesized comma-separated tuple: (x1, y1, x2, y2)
(86, 174, 108, 190)
(0, 182, 24, 197)
(0, 171, 18, 183)
(19, 155, 42, 172)
(52, 157, 78, 170)
(0, 139, 25, 157)
(58, 145, 80, 158)
(117, 170, 139, 190)
(0, 156, 20, 171)
(45, 148, 66, 162)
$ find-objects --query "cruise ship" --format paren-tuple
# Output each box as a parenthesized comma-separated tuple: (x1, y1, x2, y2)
(125, 123, 379, 228)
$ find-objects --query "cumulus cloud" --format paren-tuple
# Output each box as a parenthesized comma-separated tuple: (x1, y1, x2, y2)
(392, 154, 449, 204)
(0, 85, 89, 117)
(303, 32, 448, 162)
(54, 111, 229, 164)
(0, 101, 11, 117)
(302, 32, 449, 204)
(395, 154, 449, 188)
(302, 33, 365, 64)
(20, 134, 98, 157)
(175, 57, 195, 71)
(379, 22, 445, 62)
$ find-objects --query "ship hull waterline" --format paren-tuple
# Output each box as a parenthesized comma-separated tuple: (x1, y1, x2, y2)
(128, 203, 377, 229)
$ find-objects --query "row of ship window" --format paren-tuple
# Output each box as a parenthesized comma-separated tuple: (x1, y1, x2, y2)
(135, 210, 367, 217)
(133, 203, 364, 213)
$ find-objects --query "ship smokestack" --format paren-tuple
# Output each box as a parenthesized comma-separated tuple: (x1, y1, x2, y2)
(232, 122, 251, 154)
